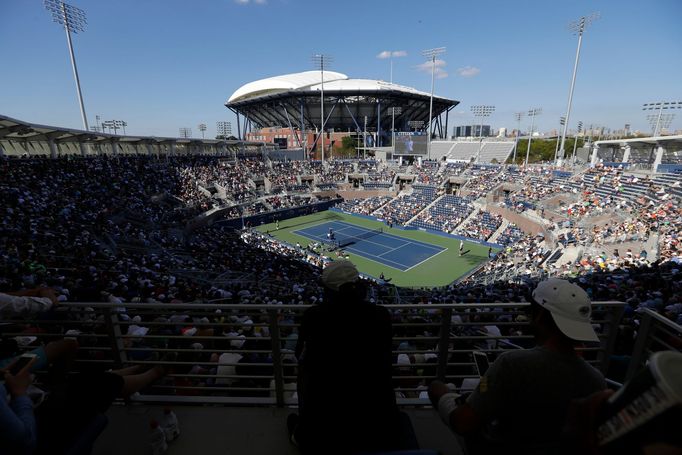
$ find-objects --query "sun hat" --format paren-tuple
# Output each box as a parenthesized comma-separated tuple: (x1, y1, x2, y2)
(321, 260, 359, 291)
(532, 278, 599, 342)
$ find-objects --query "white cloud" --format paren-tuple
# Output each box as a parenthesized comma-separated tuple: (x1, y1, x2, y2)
(415, 59, 448, 78)
(377, 50, 407, 59)
(415, 58, 446, 72)
(456, 66, 481, 77)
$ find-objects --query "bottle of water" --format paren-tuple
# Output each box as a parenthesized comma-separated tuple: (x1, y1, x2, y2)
(149, 420, 168, 455)
(162, 408, 181, 442)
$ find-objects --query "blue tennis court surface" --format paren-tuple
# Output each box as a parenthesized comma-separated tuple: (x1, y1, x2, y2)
(293, 220, 446, 271)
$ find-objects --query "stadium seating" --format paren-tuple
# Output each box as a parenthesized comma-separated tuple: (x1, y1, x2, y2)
(408, 195, 474, 233)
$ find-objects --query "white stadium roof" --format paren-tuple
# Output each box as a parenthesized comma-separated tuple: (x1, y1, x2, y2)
(227, 70, 435, 104)
(228, 71, 348, 103)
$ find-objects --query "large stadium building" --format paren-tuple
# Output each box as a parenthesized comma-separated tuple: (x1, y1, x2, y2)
(225, 70, 459, 154)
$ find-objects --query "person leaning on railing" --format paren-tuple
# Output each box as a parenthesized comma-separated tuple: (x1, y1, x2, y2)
(0, 289, 173, 454)
(429, 278, 607, 455)
(0, 288, 79, 381)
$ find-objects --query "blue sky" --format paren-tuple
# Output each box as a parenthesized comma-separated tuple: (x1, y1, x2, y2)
(1, 0, 681, 138)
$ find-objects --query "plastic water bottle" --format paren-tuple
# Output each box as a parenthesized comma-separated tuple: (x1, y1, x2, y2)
(162, 408, 180, 442)
(149, 420, 167, 455)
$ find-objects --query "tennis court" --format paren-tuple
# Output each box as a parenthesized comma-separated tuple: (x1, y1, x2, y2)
(294, 220, 446, 271)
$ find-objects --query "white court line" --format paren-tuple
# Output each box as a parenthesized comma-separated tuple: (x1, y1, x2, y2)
(292, 221, 352, 239)
(335, 220, 444, 252)
(344, 245, 411, 271)
(377, 242, 412, 258)
(296, 219, 447, 271)
(403, 247, 450, 272)
(290, 219, 340, 236)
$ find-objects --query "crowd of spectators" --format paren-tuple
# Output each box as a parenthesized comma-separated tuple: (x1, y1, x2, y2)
(373, 189, 437, 225)
(456, 211, 503, 240)
(409, 195, 474, 233)
(0, 153, 681, 454)
(319, 160, 353, 183)
(336, 196, 392, 216)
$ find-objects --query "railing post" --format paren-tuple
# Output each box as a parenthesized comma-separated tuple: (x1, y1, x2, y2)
(436, 307, 453, 382)
(268, 309, 285, 407)
(626, 309, 653, 381)
(104, 308, 127, 369)
(597, 305, 624, 375)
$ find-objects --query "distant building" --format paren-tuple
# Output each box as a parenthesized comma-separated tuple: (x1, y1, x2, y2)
(497, 127, 507, 138)
(453, 124, 491, 138)
(246, 126, 350, 151)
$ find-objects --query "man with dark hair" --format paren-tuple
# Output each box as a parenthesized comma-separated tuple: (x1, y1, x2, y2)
(429, 278, 606, 454)
(288, 260, 418, 454)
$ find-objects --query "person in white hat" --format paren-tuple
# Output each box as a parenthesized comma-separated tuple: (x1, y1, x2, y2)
(288, 260, 419, 454)
(428, 278, 607, 454)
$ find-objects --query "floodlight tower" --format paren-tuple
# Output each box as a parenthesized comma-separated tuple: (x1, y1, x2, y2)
(557, 12, 599, 165)
(390, 107, 403, 151)
(198, 123, 207, 139)
(571, 121, 583, 165)
(179, 127, 192, 139)
(44, 0, 89, 131)
(524, 108, 542, 167)
(512, 112, 524, 163)
(643, 101, 681, 136)
(421, 47, 446, 160)
(555, 116, 566, 161)
(471, 105, 495, 138)
(312, 54, 333, 161)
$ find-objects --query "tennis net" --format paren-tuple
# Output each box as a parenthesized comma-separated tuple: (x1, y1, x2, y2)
(337, 227, 384, 248)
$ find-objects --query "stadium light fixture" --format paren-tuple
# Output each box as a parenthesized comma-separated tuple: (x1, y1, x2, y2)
(198, 123, 207, 139)
(471, 105, 495, 163)
(408, 120, 424, 132)
(422, 47, 446, 160)
(557, 12, 599, 166)
(102, 120, 126, 135)
(643, 101, 681, 136)
(44, 0, 89, 131)
(525, 107, 542, 167)
(312, 53, 333, 161)
(470, 105, 495, 138)
(512, 112, 524, 163)
(217, 121, 232, 138)
(179, 127, 192, 139)
(571, 120, 583, 165)
(555, 116, 566, 161)
(390, 107, 403, 152)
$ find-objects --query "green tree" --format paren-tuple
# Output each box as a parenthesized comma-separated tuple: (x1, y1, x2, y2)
(507, 138, 584, 164)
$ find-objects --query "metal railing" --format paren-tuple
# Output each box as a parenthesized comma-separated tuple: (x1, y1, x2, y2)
(626, 308, 682, 381)
(0, 301, 626, 406)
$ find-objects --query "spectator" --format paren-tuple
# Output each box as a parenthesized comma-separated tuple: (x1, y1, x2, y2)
(429, 278, 606, 454)
(288, 260, 418, 454)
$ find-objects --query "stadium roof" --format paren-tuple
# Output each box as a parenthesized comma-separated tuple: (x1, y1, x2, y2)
(225, 71, 458, 138)
(594, 134, 682, 146)
(0, 114, 262, 157)
(227, 70, 438, 104)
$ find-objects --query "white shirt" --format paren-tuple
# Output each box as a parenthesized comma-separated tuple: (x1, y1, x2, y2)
(0, 293, 53, 315)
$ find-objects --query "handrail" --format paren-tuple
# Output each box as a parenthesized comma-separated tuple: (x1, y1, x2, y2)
(626, 308, 682, 380)
(1, 301, 627, 407)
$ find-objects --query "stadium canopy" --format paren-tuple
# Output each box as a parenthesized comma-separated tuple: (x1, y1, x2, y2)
(225, 70, 459, 144)
(0, 114, 262, 158)
(592, 134, 682, 172)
